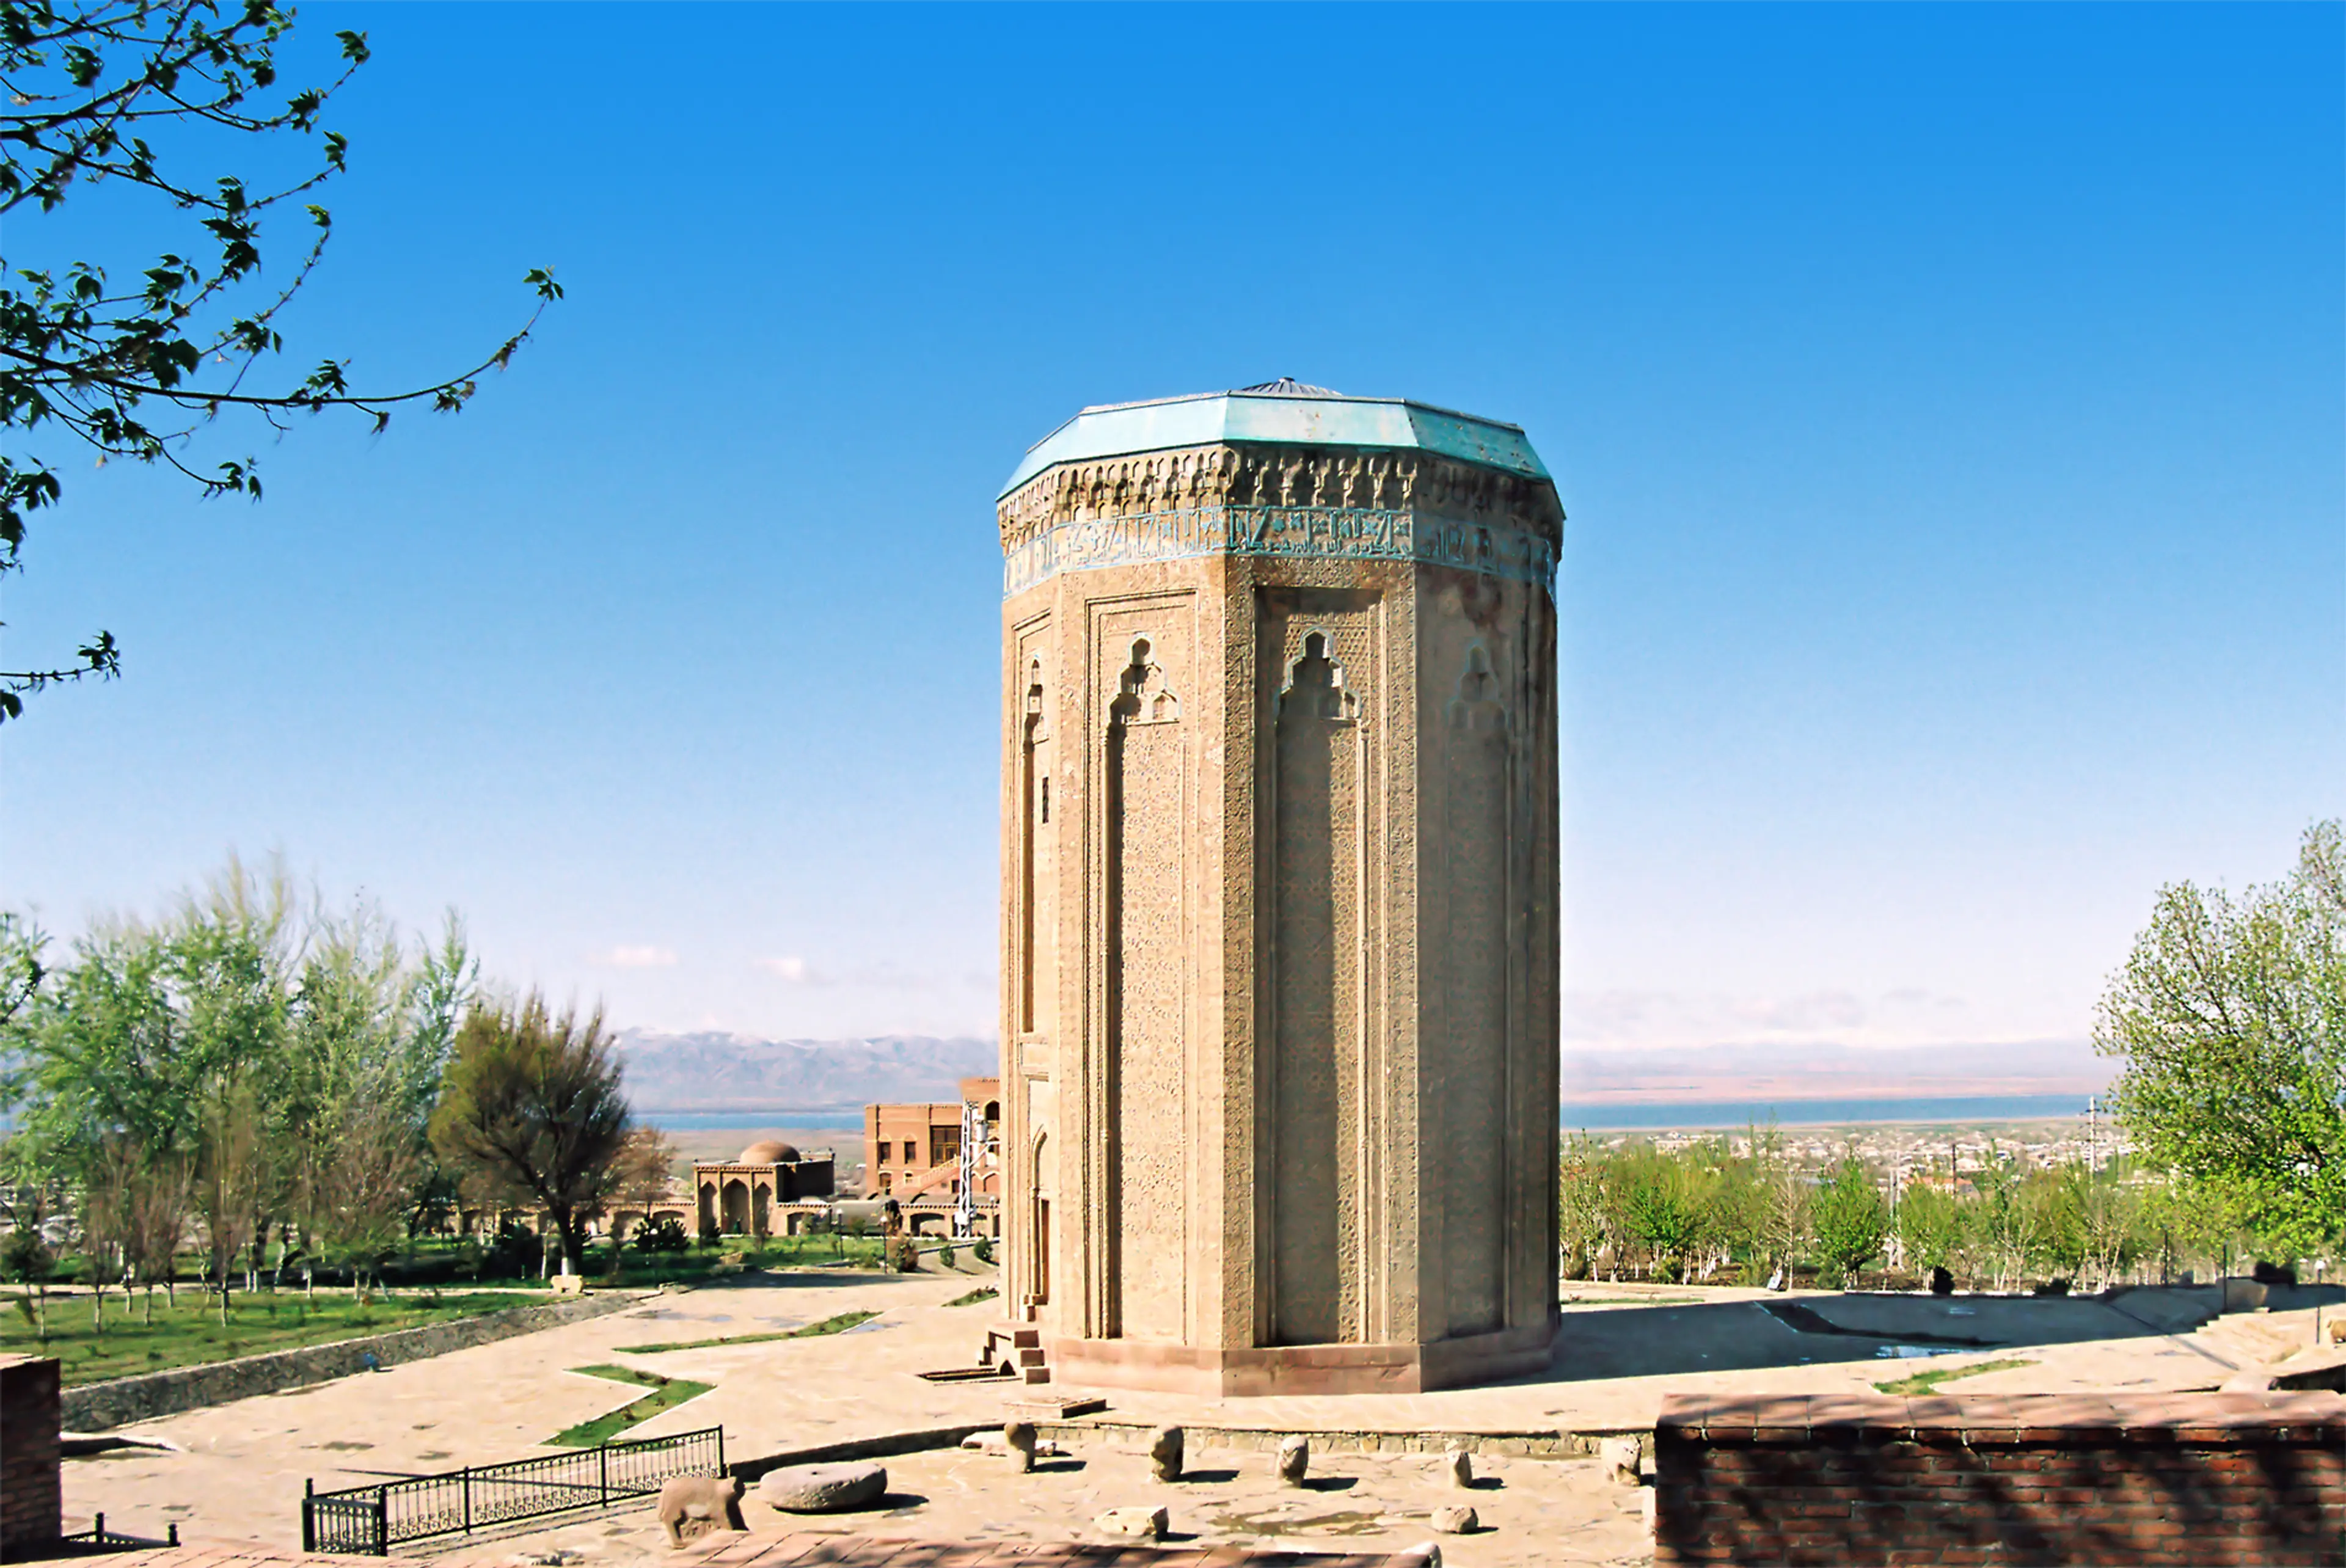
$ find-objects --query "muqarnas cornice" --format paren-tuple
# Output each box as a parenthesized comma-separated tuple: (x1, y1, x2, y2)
(996, 443, 1566, 599)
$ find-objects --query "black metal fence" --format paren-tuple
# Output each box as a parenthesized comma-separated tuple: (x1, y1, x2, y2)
(302, 1426, 725, 1555)
(55, 1514, 180, 1554)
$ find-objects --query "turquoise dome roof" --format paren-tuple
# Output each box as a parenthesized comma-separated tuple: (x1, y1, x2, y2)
(1000, 380, 1550, 500)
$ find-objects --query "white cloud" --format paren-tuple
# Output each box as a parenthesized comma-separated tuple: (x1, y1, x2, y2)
(1562, 986, 1986, 1050)
(753, 956, 995, 994)
(596, 944, 678, 969)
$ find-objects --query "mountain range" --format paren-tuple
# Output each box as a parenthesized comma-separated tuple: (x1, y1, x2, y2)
(614, 1030, 2108, 1115)
(613, 1030, 998, 1114)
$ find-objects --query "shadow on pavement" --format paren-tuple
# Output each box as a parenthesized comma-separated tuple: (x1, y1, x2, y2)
(1516, 1284, 2345, 1385)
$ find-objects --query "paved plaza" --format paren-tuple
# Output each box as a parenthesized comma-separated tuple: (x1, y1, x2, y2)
(61, 1265, 2344, 1562)
(491, 1437, 1653, 1568)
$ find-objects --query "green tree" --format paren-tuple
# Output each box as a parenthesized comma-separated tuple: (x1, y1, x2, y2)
(1705, 1127, 1789, 1282)
(1969, 1161, 2041, 1293)
(1557, 1133, 1612, 1280)
(1810, 1154, 1888, 1287)
(1894, 1181, 1968, 1277)
(428, 994, 633, 1277)
(282, 897, 472, 1280)
(2, 1194, 55, 1339)
(1, 0, 560, 720)
(1616, 1147, 1709, 1283)
(1756, 1162, 1811, 1285)
(0, 857, 473, 1297)
(2140, 1169, 2246, 1281)
(2096, 821, 2346, 1260)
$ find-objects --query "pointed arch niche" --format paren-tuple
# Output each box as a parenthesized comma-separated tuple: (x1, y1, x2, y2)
(1441, 636, 1511, 1335)
(1103, 627, 1188, 1343)
(1260, 594, 1383, 1349)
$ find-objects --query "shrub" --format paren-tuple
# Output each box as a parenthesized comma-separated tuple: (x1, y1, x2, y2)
(2, 1227, 54, 1289)
(937, 1242, 956, 1269)
(891, 1236, 919, 1272)
(480, 1220, 541, 1281)
(972, 1236, 993, 1265)
(633, 1216, 690, 1254)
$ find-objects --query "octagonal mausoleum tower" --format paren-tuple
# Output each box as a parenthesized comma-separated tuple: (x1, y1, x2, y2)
(996, 380, 1562, 1395)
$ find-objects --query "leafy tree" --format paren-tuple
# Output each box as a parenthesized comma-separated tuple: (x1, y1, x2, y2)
(0, 913, 48, 1033)
(0, 857, 473, 1299)
(282, 896, 472, 1278)
(1756, 1162, 1810, 1285)
(1701, 1128, 1785, 1281)
(1810, 1154, 1888, 1286)
(1968, 1162, 2042, 1293)
(305, 1094, 417, 1296)
(428, 993, 633, 1277)
(0, 0, 560, 720)
(2097, 821, 2346, 1260)
(613, 1126, 679, 1241)
(2140, 1169, 2245, 1282)
(2, 1205, 55, 1339)
(1616, 1148, 1707, 1282)
(119, 1141, 191, 1321)
(192, 1075, 269, 1319)
(1557, 1132, 1612, 1279)
(1893, 1181, 1968, 1275)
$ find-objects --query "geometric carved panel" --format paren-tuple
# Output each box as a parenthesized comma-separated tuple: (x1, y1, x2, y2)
(1107, 633, 1186, 1341)
(1442, 639, 1510, 1335)
(1268, 608, 1376, 1346)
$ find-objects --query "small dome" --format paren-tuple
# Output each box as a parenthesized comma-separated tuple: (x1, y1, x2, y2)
(739, 1140, 800, 1165)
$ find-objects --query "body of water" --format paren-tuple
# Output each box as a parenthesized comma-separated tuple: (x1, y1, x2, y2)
(1560, 1095, 2093, 1130)
(646, 1095, 2095, 1134)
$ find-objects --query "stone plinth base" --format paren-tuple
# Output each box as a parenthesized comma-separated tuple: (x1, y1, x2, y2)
(1051, 1324, 1555, 1397)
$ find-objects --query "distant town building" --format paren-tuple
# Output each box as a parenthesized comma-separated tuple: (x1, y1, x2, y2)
(864, 1077, 1001, 1237)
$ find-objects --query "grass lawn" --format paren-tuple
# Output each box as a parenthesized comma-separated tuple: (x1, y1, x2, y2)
(613, 1309, 880, 1354)
(2, 1288, 530, 1387)
(1874, 1355, 2036, 1395)
(550, 1365, 714, 1446)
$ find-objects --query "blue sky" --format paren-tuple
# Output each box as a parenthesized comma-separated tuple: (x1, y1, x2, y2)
(3, 5, 2338, 1087)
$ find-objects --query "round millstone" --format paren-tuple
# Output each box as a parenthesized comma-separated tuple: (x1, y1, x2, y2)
(755, 1460, 888, 1513)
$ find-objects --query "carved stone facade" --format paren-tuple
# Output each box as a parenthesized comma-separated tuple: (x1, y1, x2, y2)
(998, 384, 1562, 1395)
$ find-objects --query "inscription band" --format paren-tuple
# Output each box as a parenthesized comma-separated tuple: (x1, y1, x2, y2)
(1003, 506, 1557, 599)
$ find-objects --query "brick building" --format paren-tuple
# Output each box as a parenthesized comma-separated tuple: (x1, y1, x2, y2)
(1, 1354, 61, 1558)
(865, 1077, 1001, 1236)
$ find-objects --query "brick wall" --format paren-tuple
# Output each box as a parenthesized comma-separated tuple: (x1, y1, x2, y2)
(0, 1354, 62, 1559)
(1654, 1390, 2345, 1567)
